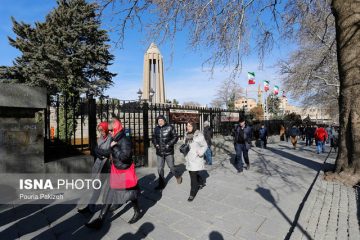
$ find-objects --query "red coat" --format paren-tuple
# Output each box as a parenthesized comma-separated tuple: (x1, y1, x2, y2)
(314, 128, 328, 142)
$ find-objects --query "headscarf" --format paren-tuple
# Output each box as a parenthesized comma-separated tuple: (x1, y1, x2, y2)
(185, 122, 197, 143)
(112, 118, 123, 137)
(98, 122, 109, 139)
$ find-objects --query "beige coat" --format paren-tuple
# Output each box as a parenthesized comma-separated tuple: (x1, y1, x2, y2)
(185, 130, 208, 171)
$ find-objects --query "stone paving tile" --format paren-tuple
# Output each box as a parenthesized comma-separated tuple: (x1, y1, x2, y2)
(257, 217, 291, 239)
(1, 141, 359, 240)
(146, 221, 190, 240)
(235, 228, 276, 240)
(197, 229, 241, 240)
(171, 217, 211, 239)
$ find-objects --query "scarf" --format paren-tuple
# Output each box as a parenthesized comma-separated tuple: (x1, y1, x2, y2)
(185, 131, 195, 144)
(112, 119, 124, 137)
(98, 121, 109, 139)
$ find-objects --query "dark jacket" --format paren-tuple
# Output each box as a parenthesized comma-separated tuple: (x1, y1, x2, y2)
(233, 124, 252, 144)
(203, 126, 213, 147)
(305, 126, 313, 137)
(152, 123, 179, 156)
(259, 127, 268, 140)
(289, 127, 300, 137)
(111, 130, 133, 170)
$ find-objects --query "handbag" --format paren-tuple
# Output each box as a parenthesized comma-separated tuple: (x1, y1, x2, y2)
(110, 163, 138, 189)
(179, 143, 190, 155)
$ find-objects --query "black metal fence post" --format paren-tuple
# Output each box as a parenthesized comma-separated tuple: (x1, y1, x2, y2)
(143, 101, 149, 166)
(88, 95, 97, 156)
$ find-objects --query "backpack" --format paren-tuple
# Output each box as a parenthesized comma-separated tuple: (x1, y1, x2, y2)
(316, 128, 326, 141)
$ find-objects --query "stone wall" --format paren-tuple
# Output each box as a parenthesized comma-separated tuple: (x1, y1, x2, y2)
(0, 84, 46, 173)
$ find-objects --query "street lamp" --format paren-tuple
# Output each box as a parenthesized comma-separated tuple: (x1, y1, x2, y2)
(137, 89, 143, 101)
(149, 88, 155, 102)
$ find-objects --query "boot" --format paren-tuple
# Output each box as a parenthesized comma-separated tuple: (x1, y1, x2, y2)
(155, 177, 165, 190)
(128, 200, 141, 224)
(85, 204, 110, 229)
(176, 176, 183, 184)
(109, 204, 122, 212)
(77, 206, 90, 214)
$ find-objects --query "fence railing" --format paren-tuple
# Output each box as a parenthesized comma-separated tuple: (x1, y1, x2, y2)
(45, 95, 286, 166)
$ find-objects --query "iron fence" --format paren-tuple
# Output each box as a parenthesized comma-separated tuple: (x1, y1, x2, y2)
(45, 95, 286, 166)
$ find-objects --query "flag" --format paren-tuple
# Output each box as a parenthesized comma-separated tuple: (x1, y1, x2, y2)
(282, 90, 286, 98)
(248, 72, 255, 84)
(264, 80, 270, 92)
(274, 85, 279, 95)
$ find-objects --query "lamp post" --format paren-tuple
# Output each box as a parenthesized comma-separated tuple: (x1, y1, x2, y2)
(149, 88, 155, 103)
(137, 89, 143, 102)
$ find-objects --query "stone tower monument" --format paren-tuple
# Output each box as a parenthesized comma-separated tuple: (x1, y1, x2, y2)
(257, 84, 263, 108)
(142, 43, 165, 103)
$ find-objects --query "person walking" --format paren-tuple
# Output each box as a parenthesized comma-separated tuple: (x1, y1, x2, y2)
(184, 122, 207, 202)
(305, 125, 313, 146)
(285, 126, 290, 142)
(332, 126, 339, 152)
(314, 125, 328, 154)
(326, 125, 333, 145)
(78, 122, 112, 214)
(86, 117, 140, 229)
(280, 125, 286, 141)
(299, 125, 306, 141)
(312, 125, 318, 146)
(152, 115, 182, 190)
(289, 125, 300, 149)
(203, 121, 213, 165)
(233, 117, 252, 173)
(259, 124, 268, 149)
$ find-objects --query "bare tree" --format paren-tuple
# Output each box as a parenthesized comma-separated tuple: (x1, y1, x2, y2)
(98, 0, 360, 180)
(182, 101, 201, 107)
(279, 0, 339, 119)
(211, 78, 244, 109)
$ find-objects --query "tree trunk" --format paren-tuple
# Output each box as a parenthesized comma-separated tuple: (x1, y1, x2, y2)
(331, 0, 360, 174)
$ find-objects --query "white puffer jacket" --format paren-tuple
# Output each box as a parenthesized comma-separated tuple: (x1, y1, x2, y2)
(185, 130, 208, 171)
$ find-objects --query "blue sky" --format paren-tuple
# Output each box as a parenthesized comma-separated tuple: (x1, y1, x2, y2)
(0, 0, 298, 106)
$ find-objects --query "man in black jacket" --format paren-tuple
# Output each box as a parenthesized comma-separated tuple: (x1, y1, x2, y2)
(203, 121, 213, 165)
(152, 115, 182, 189)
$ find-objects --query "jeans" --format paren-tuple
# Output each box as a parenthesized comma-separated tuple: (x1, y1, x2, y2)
(189, 171, 203, 197)
(317, 141, 325, 153)
(157, 154, 179, 180)
(260, 139, 267, 149)
(234, 143, 249, 170)
(204, 147, 212, 165)
(306, 136, 312, 146)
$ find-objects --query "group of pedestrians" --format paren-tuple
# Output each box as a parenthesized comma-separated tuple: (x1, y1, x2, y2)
(79, 114, 339, 230)
(79, 117, 141, 229)
(279, 123, 339, 154)
(79, 115, 216, 229)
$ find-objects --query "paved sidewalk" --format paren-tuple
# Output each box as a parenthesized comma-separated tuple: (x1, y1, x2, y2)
(0, 140, 359, 240)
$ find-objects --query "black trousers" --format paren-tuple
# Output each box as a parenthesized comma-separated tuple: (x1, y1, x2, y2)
(189, 171, 203, 197)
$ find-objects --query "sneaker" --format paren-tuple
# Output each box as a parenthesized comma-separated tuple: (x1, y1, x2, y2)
(237, 169, 243, 173)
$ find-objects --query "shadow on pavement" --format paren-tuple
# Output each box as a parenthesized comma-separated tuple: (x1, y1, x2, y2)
(255, 186, 314, 240)
(267, 146, 333, 172)
(0, 200, 77, 239)
(118, 222, 154, 240)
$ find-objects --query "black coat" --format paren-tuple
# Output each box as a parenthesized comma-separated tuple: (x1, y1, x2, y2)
(152, 123, 178, 156)
(111, 130, 133, 170)
(203, 126, 213, 147)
